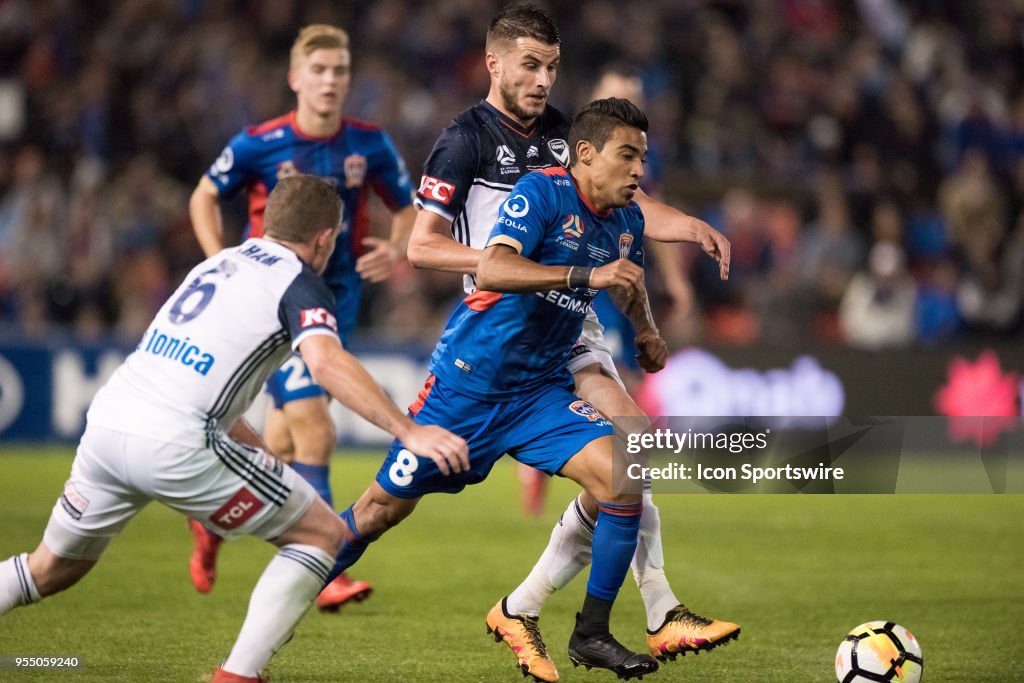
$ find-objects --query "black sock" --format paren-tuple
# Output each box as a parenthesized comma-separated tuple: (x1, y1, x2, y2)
(576, 593, 614, 639)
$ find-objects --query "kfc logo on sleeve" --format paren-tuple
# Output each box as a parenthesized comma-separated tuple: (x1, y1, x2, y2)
(418, 175, 456, 205)
(301, 308, 338, 331)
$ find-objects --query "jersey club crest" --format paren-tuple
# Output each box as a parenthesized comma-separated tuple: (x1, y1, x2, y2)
(547, 139, 570, 167)
(619, 233, 634, 259)
(344, 154, 368, 188)
(276, 160, 298, 180)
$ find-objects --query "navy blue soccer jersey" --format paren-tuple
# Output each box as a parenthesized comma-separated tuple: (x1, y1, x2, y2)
(415, 101, 572, 293)
(429, 167, 645, 400)
(205, 111, 414, 337)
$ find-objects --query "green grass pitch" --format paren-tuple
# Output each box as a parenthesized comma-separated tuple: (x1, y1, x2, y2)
(0, 447, 1022, 682)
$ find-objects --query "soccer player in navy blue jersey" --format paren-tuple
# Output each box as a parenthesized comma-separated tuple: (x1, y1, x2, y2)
(408, 5, 739, 681)
(328, 98, 665, 680)
(188, 25, 415, 610)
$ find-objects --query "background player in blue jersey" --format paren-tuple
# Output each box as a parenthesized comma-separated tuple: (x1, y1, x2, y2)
(407, 5, 738, 681)
(327, 98, 665, 681)
(0, 175, 467, 683)
(188, 25, 415, 610)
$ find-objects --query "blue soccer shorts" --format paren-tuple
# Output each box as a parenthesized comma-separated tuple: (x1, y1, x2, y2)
(266, 352, 327, 409)
(266, 323, 352, 409)
(375, 374, 615, 498)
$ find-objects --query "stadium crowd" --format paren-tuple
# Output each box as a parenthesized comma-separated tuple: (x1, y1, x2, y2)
(1, 0, 1023, 350)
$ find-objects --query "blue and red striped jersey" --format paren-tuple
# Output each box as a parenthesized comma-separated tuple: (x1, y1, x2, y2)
(429, 167, 645, 400)
(205, 110, 414, 338)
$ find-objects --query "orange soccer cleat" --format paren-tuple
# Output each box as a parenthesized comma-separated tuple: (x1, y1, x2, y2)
(646, 604, 741, 661)
(485, 597, 560, 683)
(189, 518, 223, 594)
(211, 667, 268, 683)
(315, 572, 373, 612)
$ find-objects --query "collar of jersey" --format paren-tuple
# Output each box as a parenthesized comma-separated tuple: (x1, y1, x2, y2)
(481, 100, 538, 139)
(289, 110, 344, 141)
(250, 236, 306, 266)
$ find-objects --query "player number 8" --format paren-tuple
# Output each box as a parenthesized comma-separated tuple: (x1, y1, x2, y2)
(388, 449, 418, 487)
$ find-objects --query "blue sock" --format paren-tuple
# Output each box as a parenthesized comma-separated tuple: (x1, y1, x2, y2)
(586, 501, 643, 601)
(325, 505, 377, 585)
(292, 463, 333, 509)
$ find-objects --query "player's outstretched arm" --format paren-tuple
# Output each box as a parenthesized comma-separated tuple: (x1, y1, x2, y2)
(356, 204, 416, 283)
(609, 280, 668, 373)
(190, 176, 226, 258)
(407, 209, 484, 274)
(645, 239, 694, 315)
(298, 334, 469, 474)
(475, 243, 577, 292)
(633, 188, 731, 281)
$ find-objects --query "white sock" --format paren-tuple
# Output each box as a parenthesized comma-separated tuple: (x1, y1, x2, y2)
(0, 553, 42, 614)
(505, 494, 595, 617)
(631, 493, 681, 630)
(221, 544, 333, 677)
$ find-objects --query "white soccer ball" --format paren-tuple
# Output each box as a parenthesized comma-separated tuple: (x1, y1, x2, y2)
(835, 621, 923, 682)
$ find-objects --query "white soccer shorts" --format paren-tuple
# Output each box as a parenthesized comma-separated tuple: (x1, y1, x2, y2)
(43, 425, 317, 561)
(566, 310, 624, 387)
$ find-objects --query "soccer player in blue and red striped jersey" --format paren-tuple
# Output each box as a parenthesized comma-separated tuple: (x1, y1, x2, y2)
(327, 98, 667, 680)
(409, 7, 739, 681)
(188, 24, 415, 611)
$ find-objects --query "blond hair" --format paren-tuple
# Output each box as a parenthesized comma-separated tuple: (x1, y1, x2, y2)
(290, 24, 349, 70)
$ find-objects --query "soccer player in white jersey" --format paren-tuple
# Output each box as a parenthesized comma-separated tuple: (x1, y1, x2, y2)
(408, 5, 738, 681)
(0, 175, 467, 683)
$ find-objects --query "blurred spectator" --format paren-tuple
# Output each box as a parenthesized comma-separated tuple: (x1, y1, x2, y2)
(839, 242, 916, 350)
(939, 148, 1008, 253)
(915, 256, 962, 346)
(0, 0, 1021, 352)
(957, 210, 1024, 332)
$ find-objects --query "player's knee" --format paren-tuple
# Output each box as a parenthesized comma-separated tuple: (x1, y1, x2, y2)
(277, 500, 346, 555)
(323, 517, 346, 556)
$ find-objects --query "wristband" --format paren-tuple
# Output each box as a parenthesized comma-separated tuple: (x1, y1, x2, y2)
(567, 266, 593, 290)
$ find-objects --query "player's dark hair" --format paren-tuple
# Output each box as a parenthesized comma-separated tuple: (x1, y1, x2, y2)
(487, 3, 560, 49)
(263, 174, 342, 243)
(568, 98, 649, 165)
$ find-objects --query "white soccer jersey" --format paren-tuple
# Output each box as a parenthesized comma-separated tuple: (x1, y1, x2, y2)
(87, 238, 339, 447)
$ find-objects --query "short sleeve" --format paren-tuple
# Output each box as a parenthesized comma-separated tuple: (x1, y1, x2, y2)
(369, 131, 414, 211)
(205, 131, 256, 200)
(414, 124, 478, 221)
(485, 171, 556, 259)
(278, 269, 341, 350)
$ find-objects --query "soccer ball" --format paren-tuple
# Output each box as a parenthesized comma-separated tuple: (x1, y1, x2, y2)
(835, 621, 923, 682)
